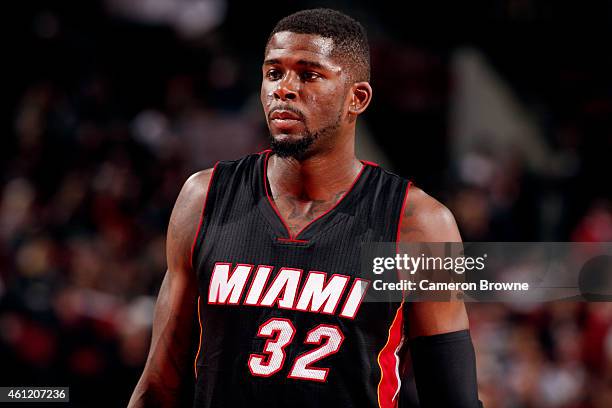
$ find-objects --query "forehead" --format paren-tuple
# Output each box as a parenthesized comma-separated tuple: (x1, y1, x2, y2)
(265, 32, 339, 67)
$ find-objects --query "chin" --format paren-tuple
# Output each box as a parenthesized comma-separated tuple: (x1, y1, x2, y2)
(269, 132, 316, 159)
(271, 132, 305, 141)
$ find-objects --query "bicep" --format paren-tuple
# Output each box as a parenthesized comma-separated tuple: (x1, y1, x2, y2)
(131, 170, 212, 405)
(147, 170, 213, 370)
(399, 187, 469, 338)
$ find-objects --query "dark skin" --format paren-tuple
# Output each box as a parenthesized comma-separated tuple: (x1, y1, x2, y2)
(262, 32, 369, 234)
(128, 169, 212, 407)
(128, 31, 467, 407)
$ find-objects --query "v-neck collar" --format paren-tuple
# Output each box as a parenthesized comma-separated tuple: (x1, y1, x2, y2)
(254, 150, 371, 244)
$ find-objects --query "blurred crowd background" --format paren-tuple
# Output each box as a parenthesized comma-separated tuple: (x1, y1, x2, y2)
(3, 0, 612, 406)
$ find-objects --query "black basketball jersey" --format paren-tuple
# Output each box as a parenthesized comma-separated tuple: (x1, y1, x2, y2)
(191, 150, 411, 408)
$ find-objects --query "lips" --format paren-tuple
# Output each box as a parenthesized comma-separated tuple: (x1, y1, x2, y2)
(269, 110, 302, 121)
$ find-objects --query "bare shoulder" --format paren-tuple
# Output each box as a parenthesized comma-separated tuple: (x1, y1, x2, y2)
(400, 185, 461, 242)
(167, 168, 216, 271)
(178, 169, 215, 206)
(170, 169, 215, 233)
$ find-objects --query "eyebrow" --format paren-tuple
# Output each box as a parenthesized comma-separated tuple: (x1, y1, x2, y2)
(263, 58, 327, 70)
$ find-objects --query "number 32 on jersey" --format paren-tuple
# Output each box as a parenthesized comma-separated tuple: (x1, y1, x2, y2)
(248, 318, 344, 382)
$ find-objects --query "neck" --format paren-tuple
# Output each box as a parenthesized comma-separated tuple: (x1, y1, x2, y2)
(267, 135, 362, 201)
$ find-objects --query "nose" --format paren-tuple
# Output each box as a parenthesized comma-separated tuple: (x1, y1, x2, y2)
(273, 76, 298, 101)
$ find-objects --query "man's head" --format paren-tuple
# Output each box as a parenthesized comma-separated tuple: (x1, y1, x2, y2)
(261, 8, 372, 160)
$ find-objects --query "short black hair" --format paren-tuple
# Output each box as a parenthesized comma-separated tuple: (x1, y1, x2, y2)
(268, 8, 370, 82)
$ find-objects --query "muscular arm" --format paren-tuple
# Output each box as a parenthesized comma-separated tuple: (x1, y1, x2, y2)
(400, 186, 481, 407)
(128, 169, 214, 408)
(399, 186, 468, 337)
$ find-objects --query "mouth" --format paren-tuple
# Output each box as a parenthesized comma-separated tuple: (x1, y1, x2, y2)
(269, 109, 303, 121)
(269, 109, 304, 130)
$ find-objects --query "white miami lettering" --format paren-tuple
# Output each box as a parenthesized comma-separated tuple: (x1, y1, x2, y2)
(208, 263, 253, 304)
(260, 267, 302, 309)
(339, 278, 369, 319)
(295, 272, 349, 315)
(206, 263, 369, 319)
(244, 265, 273, 305)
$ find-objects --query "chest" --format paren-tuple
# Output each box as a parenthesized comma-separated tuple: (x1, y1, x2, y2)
(271, 194, 345, 238)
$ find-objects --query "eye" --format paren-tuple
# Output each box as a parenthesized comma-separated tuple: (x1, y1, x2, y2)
(300, 71, 321, 81)
(265, 69, 282, 81)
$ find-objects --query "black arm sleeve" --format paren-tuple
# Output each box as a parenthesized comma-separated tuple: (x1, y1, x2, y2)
(409, 329, 483, 408)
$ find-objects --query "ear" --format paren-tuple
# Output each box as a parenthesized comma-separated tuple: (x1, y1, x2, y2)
(348, 82, 373, 117)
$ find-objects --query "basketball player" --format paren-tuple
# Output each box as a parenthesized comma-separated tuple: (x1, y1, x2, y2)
(128, 8, 481, 408)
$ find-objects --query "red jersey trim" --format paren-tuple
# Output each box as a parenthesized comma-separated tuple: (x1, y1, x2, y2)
(360, 159, 379, 167)
(376, 304, 404, 408)
(194, 296, 203, 378)
(396, 181, 413, 245)
(376, 181, 412, 406)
